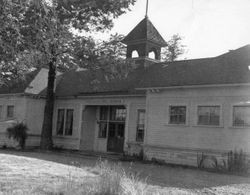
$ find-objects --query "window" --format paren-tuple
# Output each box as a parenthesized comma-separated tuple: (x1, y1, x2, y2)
(99, 122, 107, 138)
(233, 106, 250, 127)
(136, 110, 145, 142)
(98, 106, 127, 138)
(65, 109, 74, 135)
(0, 105, 2, 119)
(56, 109, 74, 136)
(169, 106, 186, 124)
(197, 106, 220, 126)
(7, 105, 14, 118)
(99, 106, 109, 138)
(110, 106, 126, 121)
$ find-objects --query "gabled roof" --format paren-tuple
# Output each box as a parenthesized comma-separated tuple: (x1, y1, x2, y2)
(0, 67, 62, 95)
(0, 69, 40, 94)
(54, 45, 250, 97)
(122, 17, 167, 46)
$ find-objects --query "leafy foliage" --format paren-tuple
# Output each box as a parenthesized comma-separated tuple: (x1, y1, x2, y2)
(162, 34, 186, 62)
(4, 0, 135, 149)
(0, 0, 136, 85)
(6, 122, 29, 149)
(0, 0, 30, 84)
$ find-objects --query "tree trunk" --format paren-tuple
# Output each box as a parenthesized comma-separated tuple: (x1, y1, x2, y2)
(40, 58, 56, 150)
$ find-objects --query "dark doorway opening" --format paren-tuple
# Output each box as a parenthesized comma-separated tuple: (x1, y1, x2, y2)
(99, 106, 126, 153)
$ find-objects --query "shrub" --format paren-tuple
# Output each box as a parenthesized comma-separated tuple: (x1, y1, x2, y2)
(197, 150, 250, 174)
(227, 149, 249, 173)
(6, 122, 28, 149)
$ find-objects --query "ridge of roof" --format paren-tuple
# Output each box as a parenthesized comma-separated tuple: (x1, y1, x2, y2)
(156, 57, 214, 66)
(156, 44, 250, 66)
(216, 44, 250, 58)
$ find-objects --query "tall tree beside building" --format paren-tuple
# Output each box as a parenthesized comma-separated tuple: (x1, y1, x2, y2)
(0, 0, 136, 149)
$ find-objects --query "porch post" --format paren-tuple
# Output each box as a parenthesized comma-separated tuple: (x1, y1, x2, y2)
(78, 104, 86, 150)
(124, 103, 131, 153)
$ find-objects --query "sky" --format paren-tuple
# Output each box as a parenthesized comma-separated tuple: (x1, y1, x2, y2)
(93, 0, 250, 60)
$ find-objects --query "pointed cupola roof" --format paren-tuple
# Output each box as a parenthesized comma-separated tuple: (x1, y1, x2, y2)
(122, 17, 167, 47)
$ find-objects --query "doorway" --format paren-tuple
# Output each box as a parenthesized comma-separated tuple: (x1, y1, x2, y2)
(99, 106, 126, 153)
(107, 122, 125, 153)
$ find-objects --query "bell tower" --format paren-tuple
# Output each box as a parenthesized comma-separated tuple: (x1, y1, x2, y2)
(122, 1, 167, 66)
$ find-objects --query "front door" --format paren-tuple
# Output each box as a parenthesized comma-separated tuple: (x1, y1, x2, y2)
(107, 122, 125, 153)
(99, 106, 126, 153)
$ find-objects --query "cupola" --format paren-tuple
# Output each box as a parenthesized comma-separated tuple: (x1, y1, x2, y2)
(122, 16, 167, 66)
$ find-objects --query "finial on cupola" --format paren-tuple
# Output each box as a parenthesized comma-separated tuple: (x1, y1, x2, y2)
(145, 0, 149, 18)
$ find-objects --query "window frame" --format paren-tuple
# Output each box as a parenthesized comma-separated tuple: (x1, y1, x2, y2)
(196, 105, 221, 127)
(98, 106, 109, 138)
(136, 109, 146, 142)
(6, 105, 14, 119)
(98, 106, 127, 139)
(0, 105, 3, 120)
(65, 109, 74, 136)
(56, 108, 74, 136)
(168, 105, 187, 125)
(232, 105, 250, 127)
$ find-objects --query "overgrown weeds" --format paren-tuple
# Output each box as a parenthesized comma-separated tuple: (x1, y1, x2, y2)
(34, 160, 148, 195)
(93, 160, 148, 195)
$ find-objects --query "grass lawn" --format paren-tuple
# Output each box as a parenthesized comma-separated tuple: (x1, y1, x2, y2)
(0, 150, 250, 195)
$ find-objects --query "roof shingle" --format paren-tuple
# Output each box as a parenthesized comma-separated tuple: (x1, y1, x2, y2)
(54, 45, 250, 97)
(122, 17, 167, 46)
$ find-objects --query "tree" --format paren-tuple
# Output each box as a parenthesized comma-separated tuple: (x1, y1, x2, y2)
(0, 0, 28, 86)
(87, 33, 133, 80)
(0, 0, 136, 149)
(162, 34, 186, 62)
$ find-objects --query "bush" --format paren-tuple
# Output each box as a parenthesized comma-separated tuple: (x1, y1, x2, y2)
(6, 122, 28, 149)
(227, 149, 249, 173)
(197, 150, 250, 174)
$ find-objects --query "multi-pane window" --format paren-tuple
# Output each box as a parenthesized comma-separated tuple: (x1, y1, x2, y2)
(7, 105, 14, 118)
(99, 106, 109, 138)
(110, 107, 126, 121)
(100, 106, 108, 121)
(169, 106, 186, 124)
(136, 109, 145, 142)
(197, 106, 220, 126)
(56, 109, 74, 136)
(233, 106, 250, 127)
(0, 105, 2, 119)
(99, 122, 107, 138)
(65, 109, 74, 135)
(98, 106, 126, 138)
